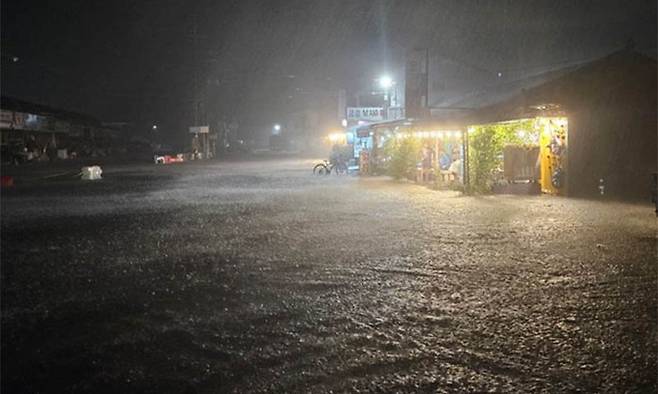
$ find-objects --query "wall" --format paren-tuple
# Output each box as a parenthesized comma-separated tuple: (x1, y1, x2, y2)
(563, 53, 657, 200)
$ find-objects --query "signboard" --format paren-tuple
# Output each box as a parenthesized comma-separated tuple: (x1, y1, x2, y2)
(189, 125, 209, 134)
(346, 107, 384, 122)
(0, 111, 27, 130)
(13, 112, 25, 129)
(0, 110, 13, 129)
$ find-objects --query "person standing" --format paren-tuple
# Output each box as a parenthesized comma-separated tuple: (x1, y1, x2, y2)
(46, 139, 57, 162)
(359, 146, 370, 175)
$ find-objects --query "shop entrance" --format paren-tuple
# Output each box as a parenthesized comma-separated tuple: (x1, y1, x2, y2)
(467, 117, 568, 195)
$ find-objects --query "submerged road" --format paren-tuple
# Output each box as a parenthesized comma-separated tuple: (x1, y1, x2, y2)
(2, 158, 656, 392)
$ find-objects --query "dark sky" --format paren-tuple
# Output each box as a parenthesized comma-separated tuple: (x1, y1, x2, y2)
(2, 0, 656, 142)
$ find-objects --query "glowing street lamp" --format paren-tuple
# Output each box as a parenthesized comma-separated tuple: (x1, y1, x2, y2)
(377, 75, 395, 120)
(378, 75, 394, 90)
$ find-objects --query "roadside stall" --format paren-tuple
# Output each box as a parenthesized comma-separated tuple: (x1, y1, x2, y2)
(354, 119, 467, 185)
(467, 116, 568, 195)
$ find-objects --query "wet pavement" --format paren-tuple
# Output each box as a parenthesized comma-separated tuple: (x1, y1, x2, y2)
(2, 158, 656, 393)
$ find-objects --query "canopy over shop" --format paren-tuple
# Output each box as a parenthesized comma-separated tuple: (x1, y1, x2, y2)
(0, 96, 121, 161)
(353, 118, 468, 186)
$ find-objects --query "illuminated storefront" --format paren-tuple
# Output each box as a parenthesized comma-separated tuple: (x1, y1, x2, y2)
(467, 117, 568, 195)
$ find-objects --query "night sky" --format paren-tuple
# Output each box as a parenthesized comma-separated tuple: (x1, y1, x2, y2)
(2, 0, 656, 144)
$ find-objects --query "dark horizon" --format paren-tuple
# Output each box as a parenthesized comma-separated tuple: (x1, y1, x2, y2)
(2, 0, 656, 143)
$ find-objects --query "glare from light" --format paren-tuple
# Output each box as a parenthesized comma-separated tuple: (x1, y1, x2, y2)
(341, 119, 348, 127)
(273, 124, 281, 131)
(152, 124, 158, 130)
(378, 75, 394, 89)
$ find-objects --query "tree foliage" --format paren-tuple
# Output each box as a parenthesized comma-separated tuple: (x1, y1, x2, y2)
(468, 120, 533, 193)
(383, 136, 422, 180)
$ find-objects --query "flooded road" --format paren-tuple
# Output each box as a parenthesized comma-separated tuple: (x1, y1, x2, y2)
(2, 158, 656, 392)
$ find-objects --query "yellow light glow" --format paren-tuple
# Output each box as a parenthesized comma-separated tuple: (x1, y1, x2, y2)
(327, 132, 346, 143)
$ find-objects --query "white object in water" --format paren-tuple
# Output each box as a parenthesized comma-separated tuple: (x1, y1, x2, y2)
(81, 166, 103, 180)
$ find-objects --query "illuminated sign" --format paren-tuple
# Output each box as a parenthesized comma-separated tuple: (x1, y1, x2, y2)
(346, 107, 384, 121)
(189, 125, 209, 134)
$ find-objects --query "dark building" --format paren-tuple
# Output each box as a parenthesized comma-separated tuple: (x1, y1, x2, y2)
(1, 96, 122, 162)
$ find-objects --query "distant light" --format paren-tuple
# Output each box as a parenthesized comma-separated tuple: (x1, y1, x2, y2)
(378, 75, 394, 89)
(273, 124, 281, 131)
(341, 119, 348, 127)
(497, 72, 503, 78)
(152, 124, 158, 130)
(328, 132, 344, 143)
(12, 56, 19, 62)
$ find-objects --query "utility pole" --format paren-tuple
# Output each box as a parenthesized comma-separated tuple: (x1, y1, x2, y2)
(189, 13, 210, 158)
(191, 13, 200, 127)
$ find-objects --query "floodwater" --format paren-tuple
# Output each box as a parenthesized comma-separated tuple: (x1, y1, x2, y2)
(2, 158, 656, 392)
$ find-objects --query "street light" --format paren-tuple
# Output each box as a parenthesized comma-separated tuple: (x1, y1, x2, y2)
(378, 75, 394, 90)
(272, 124, 281, 135)
(378, 75, 395, 120)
